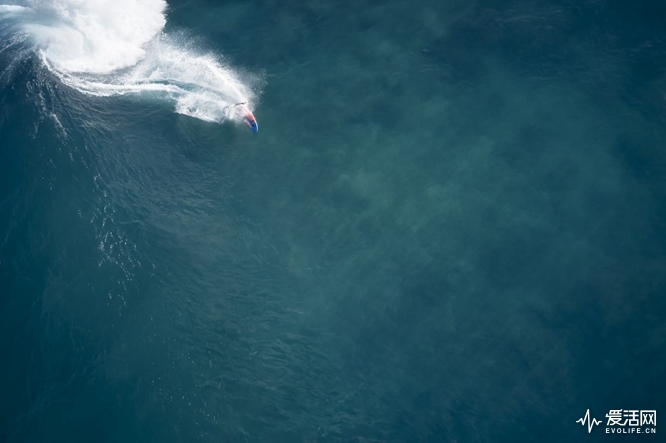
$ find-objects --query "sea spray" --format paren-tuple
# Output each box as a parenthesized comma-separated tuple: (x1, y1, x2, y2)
(0, 0, 257, 124)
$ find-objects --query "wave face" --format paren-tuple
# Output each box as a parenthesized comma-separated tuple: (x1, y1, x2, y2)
(0, 0, 257, 123)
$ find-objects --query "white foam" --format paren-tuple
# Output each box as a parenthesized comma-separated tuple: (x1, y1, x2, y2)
(0, 0, 256, 123)
(0, 5, 29, 14)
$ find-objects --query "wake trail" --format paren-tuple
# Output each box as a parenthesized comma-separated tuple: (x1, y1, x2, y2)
(0, 0, 257, 124)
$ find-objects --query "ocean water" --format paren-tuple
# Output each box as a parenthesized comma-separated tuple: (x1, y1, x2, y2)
(1, 0, 665, 442)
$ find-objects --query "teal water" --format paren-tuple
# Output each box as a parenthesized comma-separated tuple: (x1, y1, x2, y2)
(1, 0, 666, 442)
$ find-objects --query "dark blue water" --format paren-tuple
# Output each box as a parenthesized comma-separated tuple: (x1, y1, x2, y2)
(2, 0, 665, 442)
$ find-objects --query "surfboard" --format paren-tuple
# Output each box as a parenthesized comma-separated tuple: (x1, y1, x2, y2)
(242, 106, 259, 133)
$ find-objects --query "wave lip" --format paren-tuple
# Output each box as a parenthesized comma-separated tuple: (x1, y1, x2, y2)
(6, 0, 167, 74)
(1, 0, 257, 124)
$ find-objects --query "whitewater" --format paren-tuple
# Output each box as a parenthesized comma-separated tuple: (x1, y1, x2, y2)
(0, 0, 257, 124)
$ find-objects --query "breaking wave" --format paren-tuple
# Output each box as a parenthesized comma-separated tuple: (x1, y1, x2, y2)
(0, 0, 257, 123)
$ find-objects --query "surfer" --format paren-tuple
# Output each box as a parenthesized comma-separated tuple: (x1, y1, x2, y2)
(230, 102, 258, 133)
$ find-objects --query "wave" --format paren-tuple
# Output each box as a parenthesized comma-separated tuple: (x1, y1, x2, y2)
(0, 0, 257, 124)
